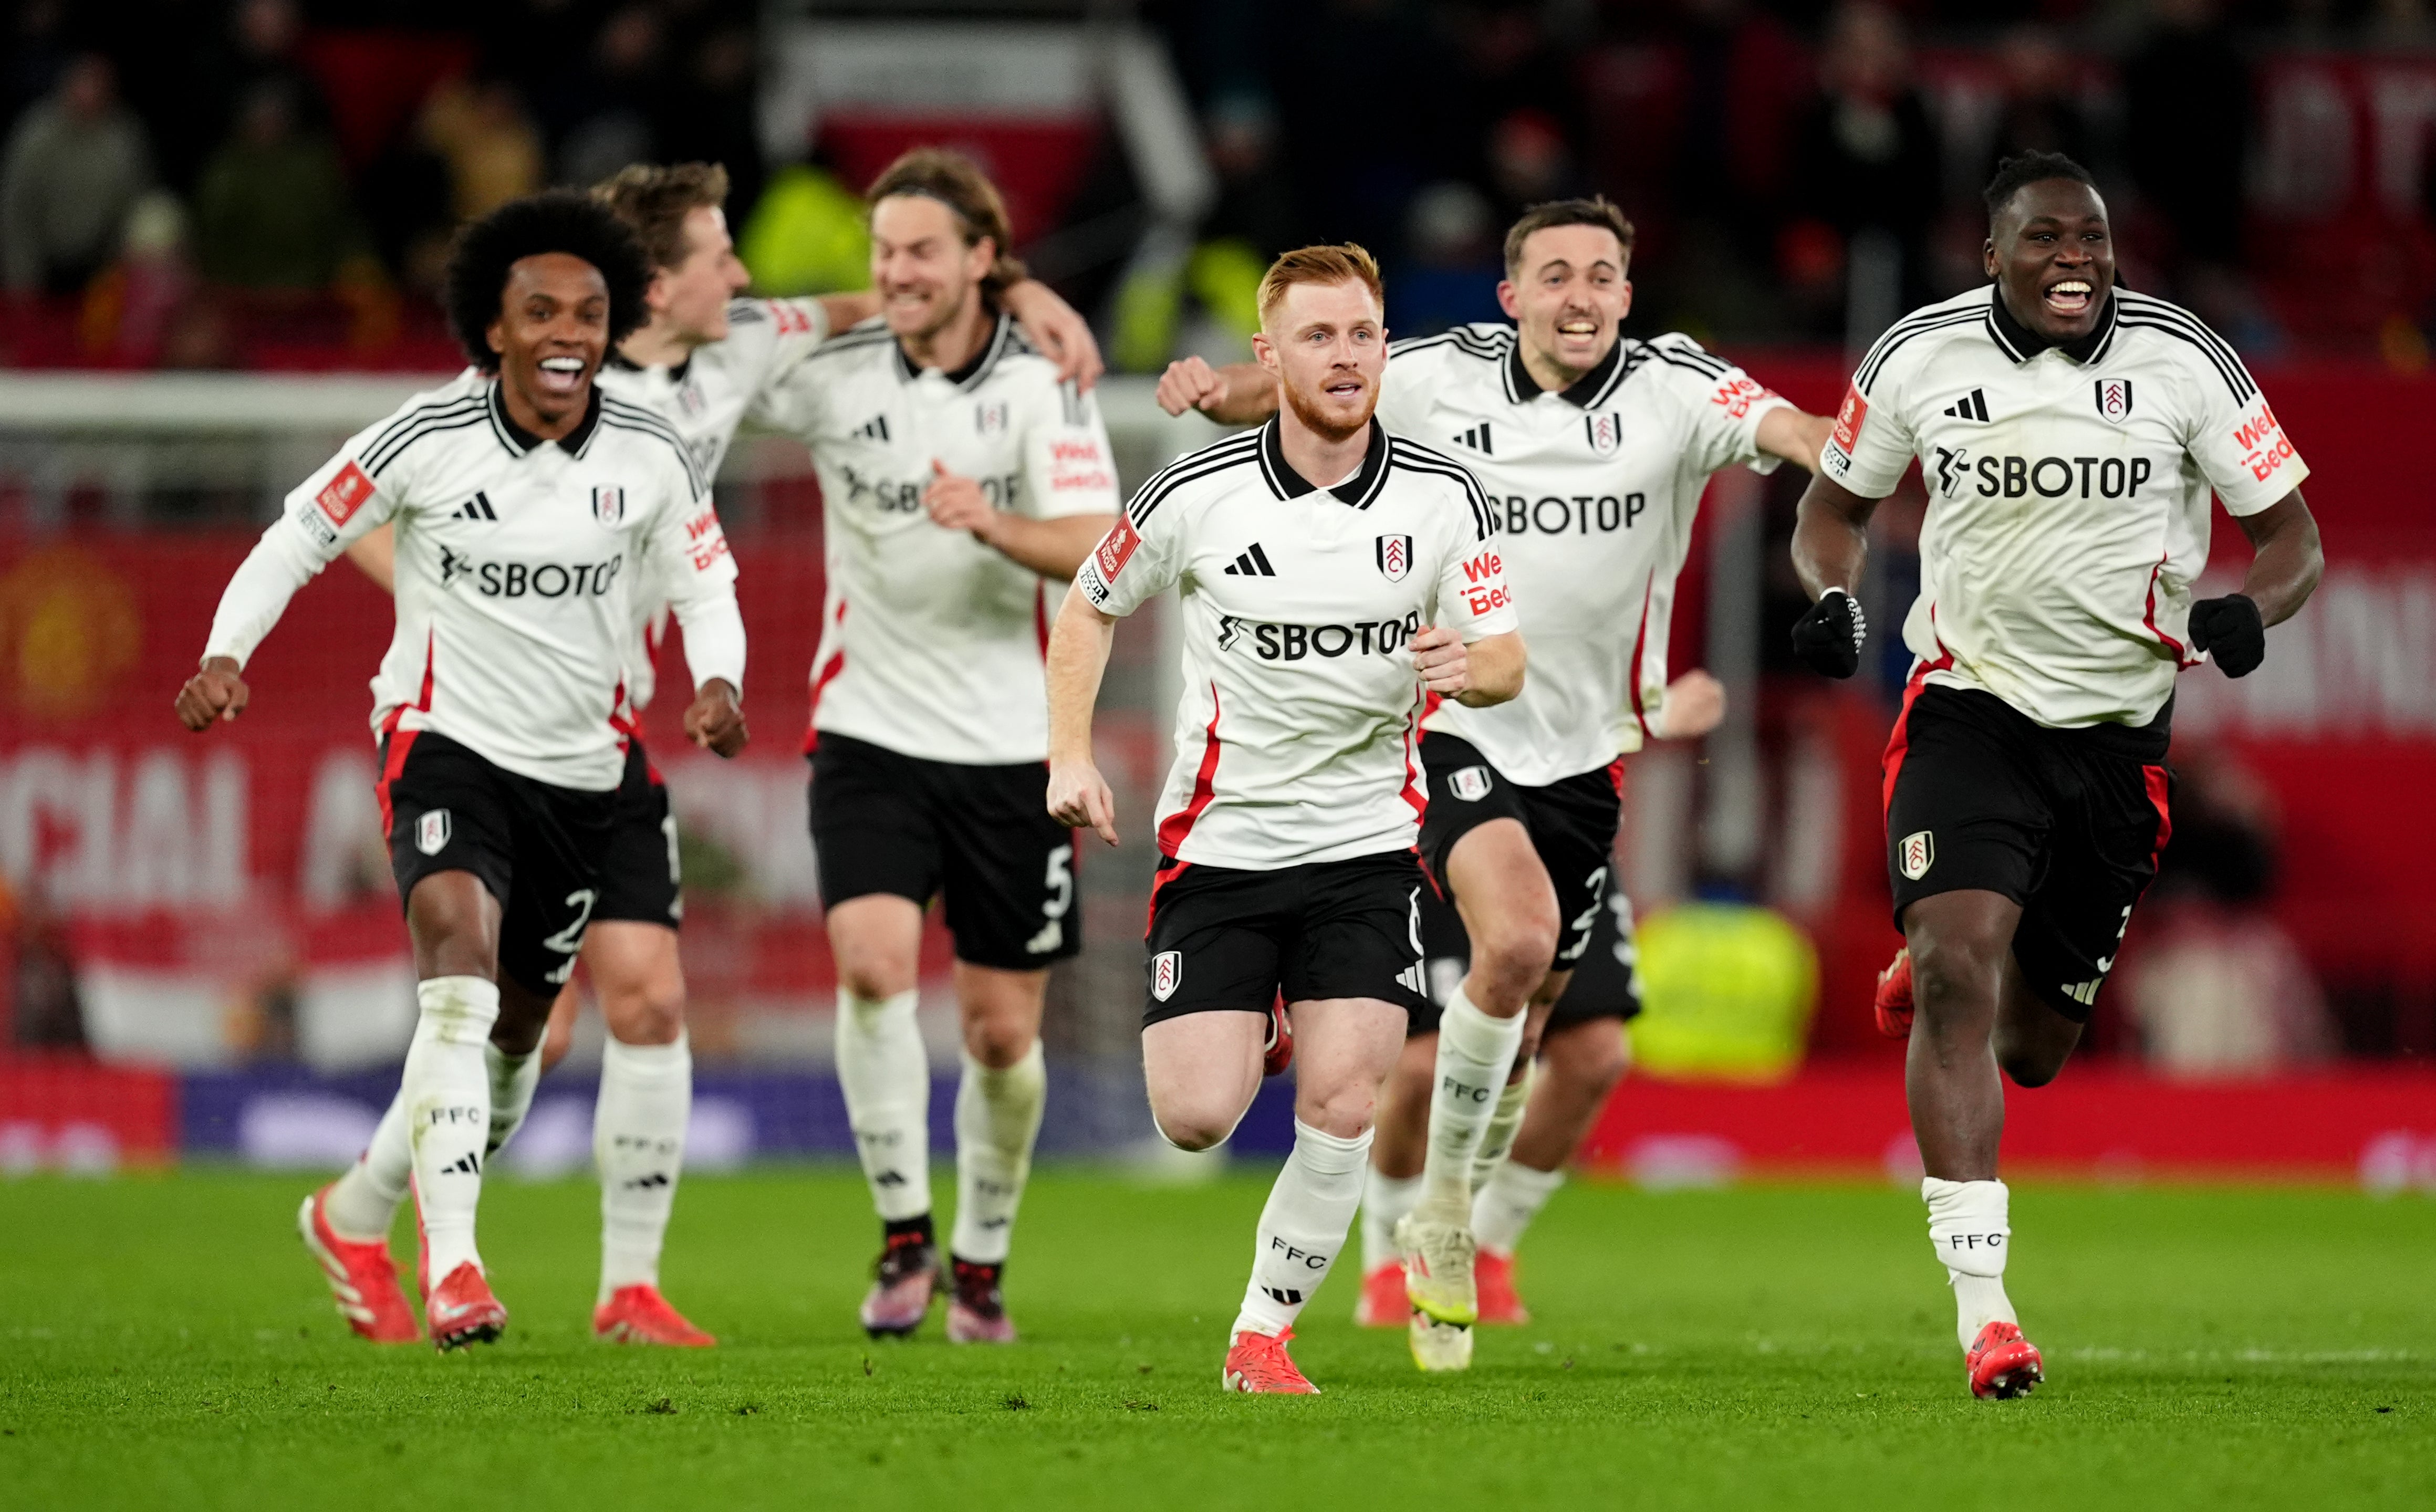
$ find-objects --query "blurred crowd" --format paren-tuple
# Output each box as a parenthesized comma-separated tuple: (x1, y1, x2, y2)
(4, 0, 2435, 368)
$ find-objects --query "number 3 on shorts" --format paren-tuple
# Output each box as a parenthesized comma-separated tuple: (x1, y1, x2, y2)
(542, 888, 599, 984)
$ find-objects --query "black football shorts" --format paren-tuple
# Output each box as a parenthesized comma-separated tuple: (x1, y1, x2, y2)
(1415, 732, 1621, 972)
(809, 731, 1081, 971)
(1140, 850, 1434, 1027)
(1883, 679, 2173, 1021)
(594, 736, 682, 928)
(378, 729, 617, 998)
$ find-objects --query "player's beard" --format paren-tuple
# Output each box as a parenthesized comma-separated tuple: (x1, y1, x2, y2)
(1279, 370, 1378, 445)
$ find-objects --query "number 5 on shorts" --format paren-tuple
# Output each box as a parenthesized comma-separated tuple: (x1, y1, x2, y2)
(1025, 845, 1074, 956)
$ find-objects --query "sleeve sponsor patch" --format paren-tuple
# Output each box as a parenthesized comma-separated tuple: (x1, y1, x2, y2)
(1457, 547, 1512, 617)
(1095, 516, 1141, 581)
(1709, 373, 1782, 421)
(2232, 402, 2298, 484)
(1829, 381, 1868, 456)
(1048, 437, 1114, 494)
(315, 461, 375, 528)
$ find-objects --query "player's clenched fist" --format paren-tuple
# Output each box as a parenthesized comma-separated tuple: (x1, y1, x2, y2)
(1155, 356, 1229, 418)
(175, 655, 250, 732)
(683, 678, 748, 757)
(1412, 624, 1471, 696)
(1047, 757, 1119, 847)
(922, 459, 997, 539)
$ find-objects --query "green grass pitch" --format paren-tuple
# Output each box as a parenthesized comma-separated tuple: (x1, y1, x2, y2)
(2, 1167, 2430, 1510)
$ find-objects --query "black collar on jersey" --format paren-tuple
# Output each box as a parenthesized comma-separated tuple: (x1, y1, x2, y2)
(486, 380, 603, 459)
(1255, 414, 1391, 508)
(604, 350, 692, 385)
(1503, 331, 1627, 409)
(1985, 283, 2119, 366)
(894, 310, 1012, 391)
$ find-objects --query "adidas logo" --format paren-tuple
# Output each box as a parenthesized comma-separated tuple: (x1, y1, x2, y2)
(1223, 543, 1277, 577)
(1396, 962, 1427, 996)
(620, 1172, 671, 1191)
(1261, 1285, 1305, 1307)
(855, 414, 890, 441)
(452, 491, 498, 520)
(1942, 389, 1991, 422)
(874, 1170, 907, 1187)
(440, 1152, 481, 1176)
(1454, 422, 1493, 455)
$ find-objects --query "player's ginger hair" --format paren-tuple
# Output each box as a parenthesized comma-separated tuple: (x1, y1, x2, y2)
(1256, 244, 1386, 330)
(592, 162, 730, 275)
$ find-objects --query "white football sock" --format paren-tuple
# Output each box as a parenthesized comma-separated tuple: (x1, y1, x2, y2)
(1470, 1063, 1533, 1191)
(836, 988, 932, 1222)
(324, 1092, 411, 1241)
(404, 975, 499, 1281)
(1923, 1176, 2017, 1350)
(1360, 1169, 1423, 1274)
(950, 1043, 1046, 1265)
(485, 1042, 542, 1157)
(1473, 1160, 1565, 1256)
(595, 1032, 691, 1301)
(1420, 986, 1525, 1211)
(1234, 1119, 1372, 1337)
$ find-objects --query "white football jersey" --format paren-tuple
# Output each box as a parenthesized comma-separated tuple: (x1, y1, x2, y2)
(1383, 324, 1790, 784)
(204, 374, 744, 791)
(1825, 285, 2307, 728)
(597, 295, 827, 711)
(757, 312, 1121, 765)
(1076, 418, 1521, 870)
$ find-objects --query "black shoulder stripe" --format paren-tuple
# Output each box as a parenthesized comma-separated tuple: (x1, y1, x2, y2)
(2116, 297, 2255, 401)
(800, 328, 897, 362)
(1391, 328, 1511, 363)
(601, 403, 706, 494)
(724, 300, 767, 325)
(1856, 308, 1984, 394)
(1650, 346, 1731, 379)
(361, 395, 484, 472)
(1126, 434, 1262, 527)
(363, 409, 490, 478)
(1388, 440, 1497, 541)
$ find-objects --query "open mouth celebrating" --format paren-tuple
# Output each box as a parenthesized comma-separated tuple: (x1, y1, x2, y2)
(536, 356, 588, 395)
(2042, 279, 2094, 318)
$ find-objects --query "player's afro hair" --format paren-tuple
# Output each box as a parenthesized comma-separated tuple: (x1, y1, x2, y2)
(1983, 151, 2100, 220)
(443, 190, 653, 372)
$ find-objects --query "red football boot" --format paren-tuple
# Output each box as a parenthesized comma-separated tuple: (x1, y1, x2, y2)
(1223, 1327, 1319, 1394)
(296, 1186, 418, 1343)
(595, 1284, 715, 1347)
(1264, 995, 1294, 1077)
(1966, 1320, 2044, 1400)
(1875, 948, 1914, 1039)
(424, 1261, 507, 1352)
(1352, 1260, 1407, 1328)
(1473, 1248, 1531, 1326)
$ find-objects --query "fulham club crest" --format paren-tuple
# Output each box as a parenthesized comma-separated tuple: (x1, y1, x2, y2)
(416, 809, 452, 857)
(1448, 765, 1493, 802)
(1151, 950, 1183, 1002)
(1899, 830, 1934, 881)
(2095, 379, 2134, 424)
(1585, 411, 1623, 455)
(975, 401, 1009, 436)
(592, 485, 626, 526)
(1375, 534, 1412, 583)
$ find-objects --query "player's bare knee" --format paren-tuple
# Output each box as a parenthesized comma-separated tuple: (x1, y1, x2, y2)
(605, 989, 684, 1046)
(1556, 1029, 1629, 1096)
(1150, 1102, 1235, 1152)
(1294, 1081, 1376, 1141)
(962, 1016, 1034, 1069)
(1472, 915, 1559, 1009)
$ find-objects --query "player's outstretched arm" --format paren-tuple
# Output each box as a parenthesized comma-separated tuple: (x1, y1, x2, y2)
(1788, 473, 1880, 678)
(2190, 488, 2323, 678)
(1754, 406, 1838, 476)
(818, 280, 1104, 391)
(1154, 357, 1277, 425)
(1415, 625, 1526, 708)
(345, 525, 397, 594)
(1044, 583, 1121, 846)
(921, 461, 1115, 578)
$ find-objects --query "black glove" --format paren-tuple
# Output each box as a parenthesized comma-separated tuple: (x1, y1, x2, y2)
(1791, 589, 1866, 679)
(2188, 592, 2266, 677)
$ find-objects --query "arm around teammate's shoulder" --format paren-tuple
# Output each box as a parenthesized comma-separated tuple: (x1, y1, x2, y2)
(1155, 356, 1277, 425)
(1755, 405, 1838, 475)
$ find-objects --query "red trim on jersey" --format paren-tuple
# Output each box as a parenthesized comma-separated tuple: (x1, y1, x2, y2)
(1144, 859, 1193, 936)
(1154, 685, 1225, 857)
(2142, 559, 2199, 668)
(1397, 701, 1427, 821)
(1607, 755, 1627, 797)
(372, 630, 438, 836)
(800, 597, 849, 756)
(1880, 664, 1934, 830)
(1625, 569, 1658, 738)
(1034, 583, 1050, 660)
(2142, 764, 2173, 866)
